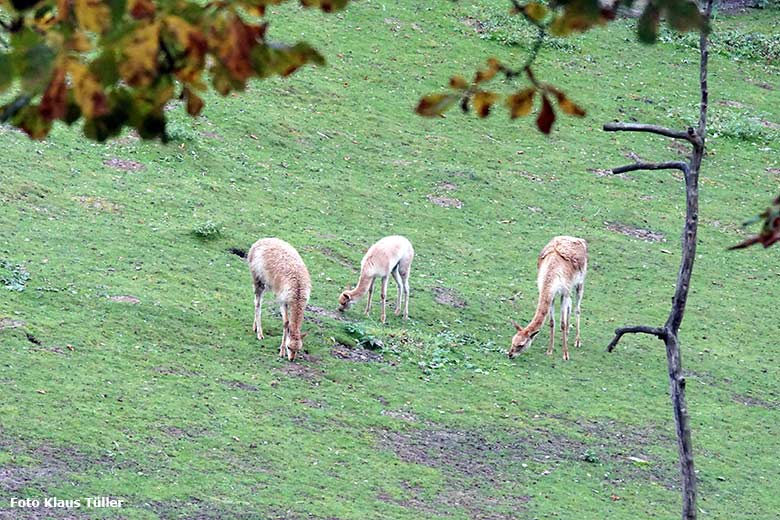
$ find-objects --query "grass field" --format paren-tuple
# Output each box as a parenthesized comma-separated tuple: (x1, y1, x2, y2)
(1, 1, 779, 518)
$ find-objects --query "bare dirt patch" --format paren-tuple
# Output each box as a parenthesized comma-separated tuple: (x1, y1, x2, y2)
(220, 379, 259, 392)
(732, 393, 778, 410)
(436, 181, 458, 191)
(331, 344, 384, 363)
(306, 305, 346, 322)
(718, 100, 746, 108)
(145, 498, 259, 520)
(161, 425, 211, 440)
(427, 195, 463, 209)
(0, 318, 25, 330)
(460, 16, 486, 33)
(316, 247, 357, 271)
(73, 196, 122, 213)
(767, 168, 780, 176)
(667, 140, 691, 156)
(381, 409, 418, 422)
(606, 221, 666, 242)
(277, 362, 323, 382)
(432, 286, 467, 308)
(103, 157, 145, 172)
(152, 366, 201, 377)
(107, 295, 140, 304)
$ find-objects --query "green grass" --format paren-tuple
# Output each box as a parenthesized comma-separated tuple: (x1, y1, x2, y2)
(1, 2, 779, 518)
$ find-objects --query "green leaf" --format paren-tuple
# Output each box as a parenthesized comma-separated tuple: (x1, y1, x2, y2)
(0, 54, 13, 93)
(638, 4, 660, 44)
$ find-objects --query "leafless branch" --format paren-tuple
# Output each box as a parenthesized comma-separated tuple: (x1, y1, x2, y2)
(611, 161, 689, 175)
(604, 122, 699, 145)
(606, 325, 668, 352)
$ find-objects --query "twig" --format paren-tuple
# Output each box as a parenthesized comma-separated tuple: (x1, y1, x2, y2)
(611, 161, 689, 175)
(604, 122, 699, 145)
(606, 325, 667, 352)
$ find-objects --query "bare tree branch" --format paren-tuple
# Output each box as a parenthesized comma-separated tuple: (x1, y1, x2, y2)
(604, 122, 699, 145)
(605, 325, 667, 352)
(611, 161, 689, 175)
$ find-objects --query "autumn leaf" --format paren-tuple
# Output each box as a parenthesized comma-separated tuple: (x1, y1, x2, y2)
(69, 61, 109, 118)
(473, 90, 499, 118)
(40, 65, 67, 121)
(12, 104, 53, 139)
(524, 2, 549, 23)
(449, 75, 468, 90)
(300, 0, 349, 12)
(74, 0, 111, 34)
(729, 196, 780, 250)
(183, 86, 204, 116)
(118, 22, 161, 87)
(416, 93, 458, 117)
(213, 15, 265, 82)
(128, 0, 155, 19)
(506, 87, 536, 119)
(163, 16, 208, 83)
(536, 94, 556, 134)
(552, 90, 586, 117)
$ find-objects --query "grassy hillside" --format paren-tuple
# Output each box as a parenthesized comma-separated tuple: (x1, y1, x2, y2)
(1, 1, 779, 518)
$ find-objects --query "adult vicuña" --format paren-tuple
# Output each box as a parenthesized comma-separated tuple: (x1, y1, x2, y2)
(508, 236, 588, 361)
(247, 238, 311, 361)
(338, 235, 414, 323)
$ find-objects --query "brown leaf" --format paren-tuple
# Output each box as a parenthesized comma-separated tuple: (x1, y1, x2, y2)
(524, 2, 549, 23)
(163, 16, 208, 83)
(74, 0, 111, 34)
(128, 0, 156, 19)
(553, 90, 586, 117)
(40, 65, 67, 121)
(506, 87, 536, 119)
(416, 93, 458, 117)
(449, 75, 468, 89)
(184, 87, 204, 116)
(118, 22, 161, 87)
(213, 15, 265, 82)
(473, 90, 499, 118)
(69, 61, 108, 118)
(536, 94, 555, 134)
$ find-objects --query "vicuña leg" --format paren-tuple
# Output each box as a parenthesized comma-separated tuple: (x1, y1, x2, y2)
(279, 305, 288, 358)
(380, 275, 389, 323)
(364, 278, 376, 315)
(561, 294, 572, 361)
(399, 257, 412, 320)
(392, 267, 403, 316)
(547, 299, 555, 356)
(574, 283, 584, 348)
(253, 278, 265, 340)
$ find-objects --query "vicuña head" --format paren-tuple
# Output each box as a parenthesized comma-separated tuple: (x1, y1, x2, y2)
(284, 331, 308, 361)
(508, 321, 539, 358)
(338, 288, 354, 312)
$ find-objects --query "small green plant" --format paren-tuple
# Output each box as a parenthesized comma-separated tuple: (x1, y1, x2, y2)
(191, 220, 222, 240)
(343, 323, 383, 350)
(0, 260, 30, 292)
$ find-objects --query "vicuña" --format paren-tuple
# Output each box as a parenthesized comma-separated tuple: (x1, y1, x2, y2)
(247, 238, 311, 361)
(338, 235, 414, 323)
(508, 236, 588, 361)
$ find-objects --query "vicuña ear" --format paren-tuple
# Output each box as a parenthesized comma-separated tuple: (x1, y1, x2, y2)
(300, 332, 308, 339)
(511, 320, 522, 332)
(529, 330, 540, 338)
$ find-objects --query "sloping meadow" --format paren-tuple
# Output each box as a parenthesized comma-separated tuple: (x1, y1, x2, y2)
(1, 1, 779, 518)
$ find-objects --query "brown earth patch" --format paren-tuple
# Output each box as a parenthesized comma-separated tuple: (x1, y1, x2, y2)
(145, 498, 260, 520)
(306, 305, 346, 322)
(103, 157, 145, 172)
(317, 247, 357, 271)
(277, 362, 323, 382)
(381, 409, 418, 422)
(299, 398, 325, 408)
(436, 181, 458, 191)
(427, 195, 463, 209)
(718, 100, 746, 108)
(73, 196, 122, 213)
(432, 286, 467, 308)
(606, 221, 665, 242)
(767, 168, 780, 175)
(760, 119, 780, 131)
(667, 140, 691, 156)
(0, 318, 25, 330)
(732, 393, 778, 410)
(331, 344, 384, 363)
(220, 379, 259, 392)
(460, 16, 486, 33)
(151, 366, 202, 377)
(161, 425, 211, 440)
(107, 295, 140, 304)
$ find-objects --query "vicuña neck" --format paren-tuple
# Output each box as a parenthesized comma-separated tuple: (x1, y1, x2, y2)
(349, 272, 374, 298)
(525, 288, 553, 333)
